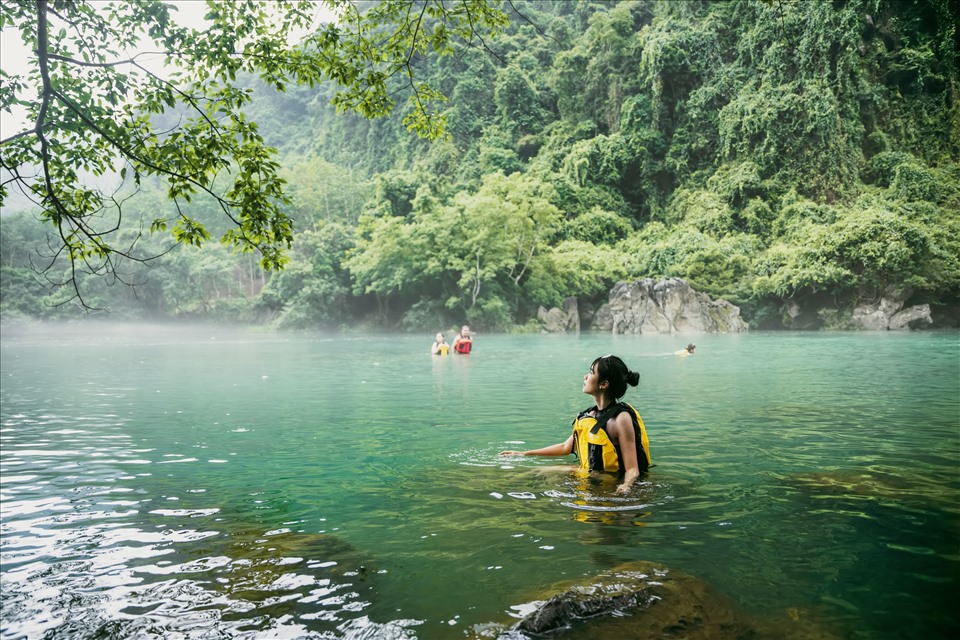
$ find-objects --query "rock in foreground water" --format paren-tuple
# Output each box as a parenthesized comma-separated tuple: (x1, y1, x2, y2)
(476, 561, 841, 640)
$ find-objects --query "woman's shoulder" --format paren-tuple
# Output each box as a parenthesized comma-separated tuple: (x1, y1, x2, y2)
(599, 403, 639, 427)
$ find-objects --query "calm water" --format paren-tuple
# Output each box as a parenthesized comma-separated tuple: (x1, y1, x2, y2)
(1, 324, 957, 639)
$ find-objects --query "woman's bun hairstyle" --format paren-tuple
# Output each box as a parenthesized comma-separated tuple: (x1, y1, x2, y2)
(593, 355, 639, 400)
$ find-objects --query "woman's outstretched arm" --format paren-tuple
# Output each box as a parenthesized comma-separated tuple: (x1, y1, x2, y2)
(500, 436, 573, 457)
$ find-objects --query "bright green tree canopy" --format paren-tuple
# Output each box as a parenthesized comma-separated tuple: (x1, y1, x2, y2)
(0, 0, 507, 305)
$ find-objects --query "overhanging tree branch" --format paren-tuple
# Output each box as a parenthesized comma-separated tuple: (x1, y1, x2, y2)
(1, 0, 510, 309)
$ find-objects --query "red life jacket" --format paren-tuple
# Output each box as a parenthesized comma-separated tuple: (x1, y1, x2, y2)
(454, 336, 472, 354)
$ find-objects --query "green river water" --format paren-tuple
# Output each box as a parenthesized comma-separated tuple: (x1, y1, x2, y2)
(1, 324, 957, 639)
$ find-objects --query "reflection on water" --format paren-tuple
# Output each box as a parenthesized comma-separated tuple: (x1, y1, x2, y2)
(0, 427, 378, 638)
(1, 325, 958, 639)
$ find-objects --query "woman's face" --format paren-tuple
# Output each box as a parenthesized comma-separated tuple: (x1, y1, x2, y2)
(436, 333, 444, 342)
(582, 363, 601, 395)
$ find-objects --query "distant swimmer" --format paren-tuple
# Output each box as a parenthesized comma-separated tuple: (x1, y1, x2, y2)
(675, 343, 696, 356)
(432, 333, 449, 355)
(452, 325, 472, 354)
(500, 354, 650, 495)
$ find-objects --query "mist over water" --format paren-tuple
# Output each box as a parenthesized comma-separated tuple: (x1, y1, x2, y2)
(1, 323, 958, 639)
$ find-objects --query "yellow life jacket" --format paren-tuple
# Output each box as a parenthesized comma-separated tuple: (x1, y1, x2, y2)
(436, 343, 449, 355)
(571, 402, 651, 474)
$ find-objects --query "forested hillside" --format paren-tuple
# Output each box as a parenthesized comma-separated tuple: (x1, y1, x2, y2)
(3, 0, 958, 330)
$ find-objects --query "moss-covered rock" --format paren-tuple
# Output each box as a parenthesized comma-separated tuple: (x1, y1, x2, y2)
(472, 560, 841, 639)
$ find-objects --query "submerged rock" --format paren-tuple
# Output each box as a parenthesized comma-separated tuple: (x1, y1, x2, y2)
(504, 561, 748, 639)
(786, 468, 953, 508)
(475, 561, 841, 640)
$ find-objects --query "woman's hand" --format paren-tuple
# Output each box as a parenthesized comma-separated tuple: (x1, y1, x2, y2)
(616, 473, 639, 496)
(499, 450, 524, 456)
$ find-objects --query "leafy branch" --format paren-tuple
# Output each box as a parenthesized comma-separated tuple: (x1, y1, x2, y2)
(0, 0, 509, 309)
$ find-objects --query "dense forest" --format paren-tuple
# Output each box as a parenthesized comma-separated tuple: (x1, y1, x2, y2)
(2, 0, 958, 331)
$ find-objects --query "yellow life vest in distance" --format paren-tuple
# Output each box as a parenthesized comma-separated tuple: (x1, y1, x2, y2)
(436, 344, 449, 355)
(571, 402, 651, 474)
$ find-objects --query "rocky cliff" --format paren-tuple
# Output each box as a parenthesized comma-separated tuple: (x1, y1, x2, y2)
(849, 288, 933, 330)
(537, 278, 748, 334)
(604, 278, 748, 335)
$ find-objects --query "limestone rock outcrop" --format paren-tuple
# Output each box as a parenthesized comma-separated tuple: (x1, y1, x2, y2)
(590, 302, 614, 332)
(608, 278, 748, 334)
(850, 288, 932, 330)
(538, 296, 580, 333)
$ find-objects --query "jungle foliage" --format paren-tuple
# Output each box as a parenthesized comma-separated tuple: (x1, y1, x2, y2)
(0, 0, 508, 305)
(2, 0, 958, 330)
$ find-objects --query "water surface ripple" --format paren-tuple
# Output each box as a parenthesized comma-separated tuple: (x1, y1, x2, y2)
(1, 325, 957, 639)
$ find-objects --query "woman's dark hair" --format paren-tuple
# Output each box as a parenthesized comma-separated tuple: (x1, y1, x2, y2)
(592, 355, 639, 400)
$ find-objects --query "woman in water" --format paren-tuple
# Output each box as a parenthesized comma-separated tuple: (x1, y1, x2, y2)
(500, 355, 650, 494)
(431, 332, 449, 355)
(675, 343, 696, 356)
